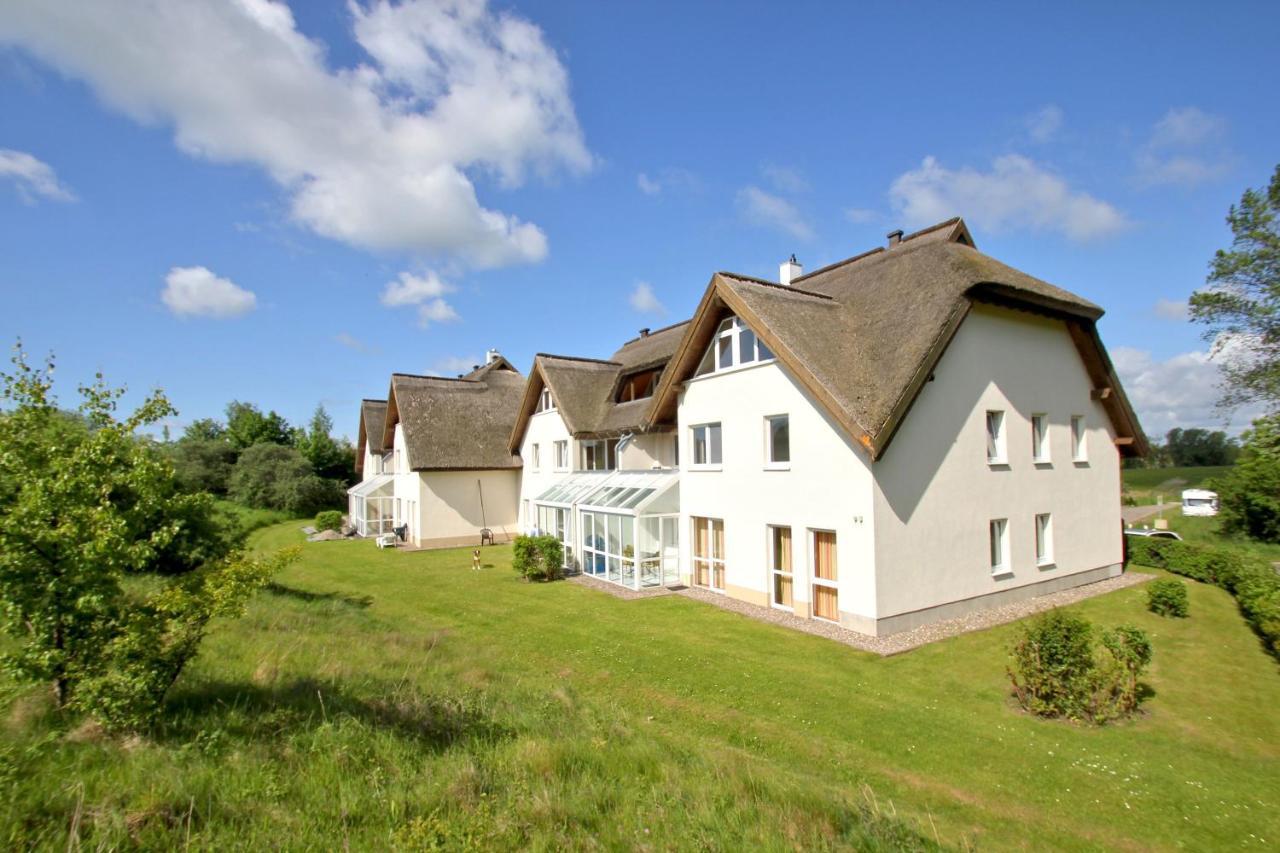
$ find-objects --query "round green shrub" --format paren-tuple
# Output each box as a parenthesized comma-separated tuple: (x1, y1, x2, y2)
(1147, 578, 1189, 618)
(315, 510, 343, 532)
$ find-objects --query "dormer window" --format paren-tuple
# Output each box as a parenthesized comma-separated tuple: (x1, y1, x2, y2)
(694, 316, 774, 377)
(536, 387, 555, 413)
(617, 367, 662, 403)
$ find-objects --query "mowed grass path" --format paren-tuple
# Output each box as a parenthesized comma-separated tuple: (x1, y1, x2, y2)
(2, 522, 1278, 850)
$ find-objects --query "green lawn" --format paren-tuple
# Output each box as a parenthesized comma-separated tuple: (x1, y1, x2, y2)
(1122, 465, 1232, 502)
(2, 522, 1278, 850)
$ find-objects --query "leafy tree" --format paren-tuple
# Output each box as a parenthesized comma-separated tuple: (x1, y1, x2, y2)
(1162, 427, 1239, 467)
(295, 404, 355, 485)
(0, 343, 288, 723)
(1213, 414, 1280, 542)
(183, 417, 226, 442)
(1190, 165, 1280, 410)
(224, 401, 293, 450)
(168, 436, 238, 494)
(228, 442, 340, 515)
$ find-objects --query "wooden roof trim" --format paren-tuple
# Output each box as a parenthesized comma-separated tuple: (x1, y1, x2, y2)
(1065, 321, 1149, 458)
(644, 276, 725, 427)
(507, 360, 551, 454)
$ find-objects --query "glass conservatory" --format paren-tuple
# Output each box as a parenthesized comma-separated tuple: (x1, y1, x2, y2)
(347, 474, 394, 536)
(535, 469, 680, 590)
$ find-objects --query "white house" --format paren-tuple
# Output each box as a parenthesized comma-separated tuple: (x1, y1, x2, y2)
(359, 217, 1146, 636)
(348, 353, 525, 548)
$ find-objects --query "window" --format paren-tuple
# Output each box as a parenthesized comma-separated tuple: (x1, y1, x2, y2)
(1035, 513, 1053, 566)
(692, 517, 725, 590)
(769, 526, 793, 610)
(554, 440, 569, 471)
(531, 443, 541, 471)
(580, 438, 618, 471)
(691, 423, 722, 467)
(581, 511, 633, 583)
(617, 367, 662, 403)
(693, 316, 775, 377)
(536, 387, 555, 412)
(1031, 414, 1049, 463)
(989, 518, 1009, 575)
(765, 414, 790, 467)
(812, 530, 838, 622)
(986, 410, 1006, 464)
(1071, 415, 1087, 462)
(522, 499, 531, 530)
(395, 448, 402, 473)
(537, 504, 575, 569)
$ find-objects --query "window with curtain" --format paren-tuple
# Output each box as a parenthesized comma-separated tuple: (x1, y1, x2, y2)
(812, 530, 838, 621)
(692, 516, 725, 590)
(769, 525, 793, 609)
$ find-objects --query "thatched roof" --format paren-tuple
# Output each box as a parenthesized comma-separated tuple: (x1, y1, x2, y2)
(648, 218, 1146, 459)
(354, 399, 388, 476)
(508, 321, 690, 451)
(381, 358, 525, 470)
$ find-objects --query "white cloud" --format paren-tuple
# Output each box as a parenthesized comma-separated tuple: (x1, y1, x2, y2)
(1112, 343, 1263, 436)
(1136, 107, 1230, 188)
(889, 155, 1128, 241)
(0, 0, 591, 267)
(334, 331, 377, 353)
(845, 207, 877, 224)
(628, 281, 666, 315)
(762, 164, 809, 194)
(736, 185, 813, 241)
(1153, 298, 1189, 321)
(636, 167, 697, 196)
(161, 266, 257, 318)
(0, 148, 75, 202)
(380, 270, 452, 307)
(427, 354, 483, 376)
(1025, 104, 1063, 143)
(417, 298, 460, 327)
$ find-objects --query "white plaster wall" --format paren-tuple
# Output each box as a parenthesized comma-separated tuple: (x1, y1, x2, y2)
(420, 470, 521, 542)
(871, 303, 1123, 619)
(619, 432, 677, 470)
(517, 409, 573, 531)
(677, 361, 877, 621)
(390, 423, 420, 539)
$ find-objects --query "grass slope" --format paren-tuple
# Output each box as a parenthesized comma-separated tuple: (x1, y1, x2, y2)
(1122, 465, 1232, 501)
(2, 522, 1277, 850)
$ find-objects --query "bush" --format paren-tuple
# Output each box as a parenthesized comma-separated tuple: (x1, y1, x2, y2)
(1126, 535, 1280, 655)
(315, 510, 343, 532)
(512, 534, 564, 582)
(1147, 578, 1190, 617)
(228, 443, 342, 515)
(1215, 415, 1280, 543)
(168, 437, 238, 495)
(1007, 611, 1153, 724)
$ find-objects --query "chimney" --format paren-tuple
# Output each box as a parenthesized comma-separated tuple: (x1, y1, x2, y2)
(639, 327, 650, 337)
(485, 348, 500, 364)
(779, 254, 802, 286)
(887, 229, 904, 247)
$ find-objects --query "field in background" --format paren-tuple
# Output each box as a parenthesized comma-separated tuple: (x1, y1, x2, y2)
(1, 521, 1277, 850)
(1122, 465, 1232, 502)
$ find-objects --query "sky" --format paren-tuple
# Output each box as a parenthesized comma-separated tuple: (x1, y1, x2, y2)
(2, 0, 1278, 442)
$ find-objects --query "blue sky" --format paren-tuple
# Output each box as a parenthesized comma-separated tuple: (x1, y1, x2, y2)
(2, 0, 1277, 440)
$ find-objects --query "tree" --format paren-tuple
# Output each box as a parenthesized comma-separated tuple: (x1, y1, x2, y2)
(1162, 427, 1239, 467)
(0, 343, 288, 724)
(1213, 414, 1280, 542)
(168, 436, 238, 494)
(228, 442, 340, 515)
(295, 404, 355, 485)
(223, 401, 293, 450)
(183, 417, 226, 442)
(1190, 165, 1280, 411)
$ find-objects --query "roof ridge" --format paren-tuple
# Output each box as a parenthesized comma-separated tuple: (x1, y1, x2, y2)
(902, 216, 962, 243)
(791, 247, 886, 283)
(536, 353, 622, 367)
(361, 398, 388, 404)
(391, 372, 482, 383)
(615, 318, 692, 347)
(717, 272, 834, 300)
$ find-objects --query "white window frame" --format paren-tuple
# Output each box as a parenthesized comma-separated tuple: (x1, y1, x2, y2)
(691, 516, 725, 592)
(1035, 513, 1054, 567)
(531, 443, 540, 472)
(690, 422, 722, 470)
(986, 410, 1007, 465)
(693, 316, 775, 378)
(1031, 413, 1050, 463)
(989, 518, 1010, 576)
(554, 440, 569, 472)
(1071, 415, 1087, 462)
(810, 528, 839, 624)
(768, 524, 794, 611)
(764, 414, 790, 470)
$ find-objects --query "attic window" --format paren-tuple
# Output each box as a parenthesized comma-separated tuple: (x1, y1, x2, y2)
(693, 316, 774, 377)
(617, 367, 662, 403)
(536, 387, 555, 413)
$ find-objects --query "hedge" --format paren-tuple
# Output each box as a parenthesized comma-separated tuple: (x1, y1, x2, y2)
(1126, 536, 1280, 655)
